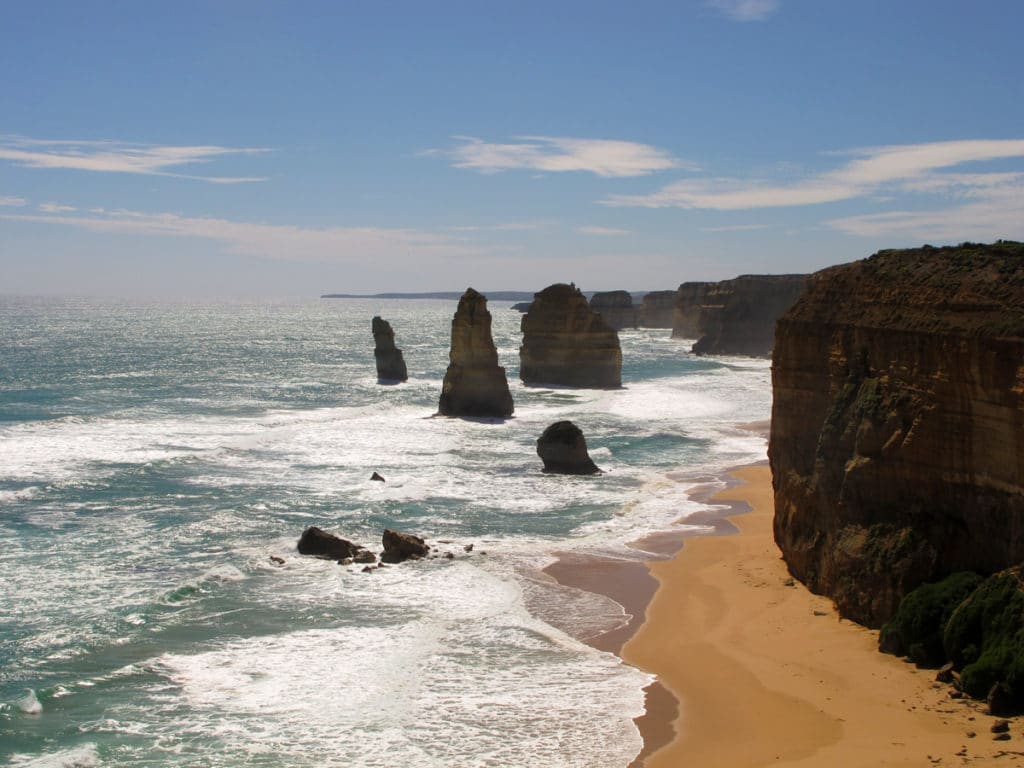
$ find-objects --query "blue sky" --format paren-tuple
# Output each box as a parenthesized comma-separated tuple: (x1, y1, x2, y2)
(2, 0, 1023, 297)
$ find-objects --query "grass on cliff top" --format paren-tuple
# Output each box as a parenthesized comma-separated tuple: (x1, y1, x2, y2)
(802, 240, 1024, 337)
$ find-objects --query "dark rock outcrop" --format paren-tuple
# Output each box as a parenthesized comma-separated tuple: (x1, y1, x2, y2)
(589, 291, 637, 330)
(638, 290, 676, 328)
(511, 301, 533, 313)
(372, 316, 408, 383)
(297, 526, 367, 561)
(370, 471, 385, 482)
(381, 528, 430, 563)
(691, 274, 807, 357)
(520, 283, 622, 388)
(537, 421, 601, 474)
(671, 282, 711, 339)
(438, 288, 514, 417)
(770, 241, 1024, 628)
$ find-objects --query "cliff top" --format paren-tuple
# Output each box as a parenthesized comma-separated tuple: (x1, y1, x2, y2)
(786, 241, 1024, 338)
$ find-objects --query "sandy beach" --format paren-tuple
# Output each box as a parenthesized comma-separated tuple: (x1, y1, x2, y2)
(552, 464, 1021, 767)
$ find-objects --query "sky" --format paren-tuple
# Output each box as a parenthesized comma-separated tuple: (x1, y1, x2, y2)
(2, 0, 1023, 297)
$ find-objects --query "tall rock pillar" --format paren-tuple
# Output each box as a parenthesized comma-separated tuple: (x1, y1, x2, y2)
(438, 288, 514, 417)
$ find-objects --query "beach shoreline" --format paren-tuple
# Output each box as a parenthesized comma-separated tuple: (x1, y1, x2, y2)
(547, 463, 1013, 767)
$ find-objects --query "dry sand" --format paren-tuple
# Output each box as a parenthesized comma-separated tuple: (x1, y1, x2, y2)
(616, 464, 1021, 767)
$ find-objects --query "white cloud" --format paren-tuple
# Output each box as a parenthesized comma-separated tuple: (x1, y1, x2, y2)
(709, 0, 780, 22)
(39, 202, 77, 213)
(0, 195, 27, 206)
(828, 184, 1024, 241)
(701, 223, 769, 232)
(0, 208, 482, 264)
(444, 135, 686, 178)
(577, 225, 630, 236)
(0, 135, 269, 183)
(603, 139, 1024, 210)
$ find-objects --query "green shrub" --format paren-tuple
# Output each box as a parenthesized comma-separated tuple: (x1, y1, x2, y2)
(879, 571, 983, 666)
(944, 569, 1024, 703)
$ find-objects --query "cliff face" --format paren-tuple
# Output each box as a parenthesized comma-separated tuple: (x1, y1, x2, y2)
(520, 283, 622, 388)
(671, 282, 710, 339)
(589, 291, 637, 330)
(691, 274, 807, 357)
(638, 290, 676, 328)
(438, 288, 514, 417)
(372, 316, 408, 382)
(770, 242, 1024, 627)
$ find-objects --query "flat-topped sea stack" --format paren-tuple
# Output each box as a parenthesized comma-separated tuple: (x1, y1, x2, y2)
(520, 283, 622, 388)
(588, 291, 637, 330)
(691, 274, 807, 357)
(638, 290, 676, 328)
(671, 281, 711, 339)
(438, 288, 514, 417)
(372, 316, 408, 383)
(770, 241, 1024, 628)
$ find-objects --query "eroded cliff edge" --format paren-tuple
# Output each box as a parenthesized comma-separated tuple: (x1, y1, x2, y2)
(769, 242, 1024, 628)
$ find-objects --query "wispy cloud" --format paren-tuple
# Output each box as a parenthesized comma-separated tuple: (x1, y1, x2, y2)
(828, 182, 1024, 241)
(0, 195, 27, 206)
(1, 208, 482, 263)
(441, 135, 686, 178)
(708, 0, 780, 22)
(39, 202, 77, 213)
(577, 225, 630, 236)
(603, 139, 1024, 210)
(0, 135, 269, 183)
(701, 223, 769, 232)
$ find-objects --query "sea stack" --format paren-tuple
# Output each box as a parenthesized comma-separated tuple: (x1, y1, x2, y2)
(520, 283, 622, 388)
(588, 291, 637, 330)
(770, 241, 1024, 627)
(372, 316, 408, 383)
(690, 274, 807, 357)
(671, 281, 710, 339)
(438, 288, 514, 417)
(638, 290, 676, 328)
(536, 421, 600, 475)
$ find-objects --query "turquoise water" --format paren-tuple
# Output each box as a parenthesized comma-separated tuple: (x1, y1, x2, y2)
(0, 296, 771, 767)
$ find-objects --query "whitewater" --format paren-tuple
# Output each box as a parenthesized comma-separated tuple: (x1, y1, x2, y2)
(0, 295, 771, 767)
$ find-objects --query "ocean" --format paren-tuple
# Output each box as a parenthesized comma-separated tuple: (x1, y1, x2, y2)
(0, 296, 771, 767)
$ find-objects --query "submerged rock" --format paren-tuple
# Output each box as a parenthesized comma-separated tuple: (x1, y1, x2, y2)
(297, 526, 369, 561)
(537, 421, 601, 475)
(438, 288, 514, 417)
(381, 528, 430, 563)
(372, 316, 408, 383)
(520, 283, 622, 388)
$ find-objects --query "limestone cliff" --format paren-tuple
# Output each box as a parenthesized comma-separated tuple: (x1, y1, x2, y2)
(638, 290, 676, 328)
(520, 283, 622, 388)
(589, 291, 637, 330)
(438, 288, 514, 417)
(372, 316, 408, 383)
(770, 242, 1024, 627)
(671, 282, 710, 339)
(691, 274, 807, 357)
